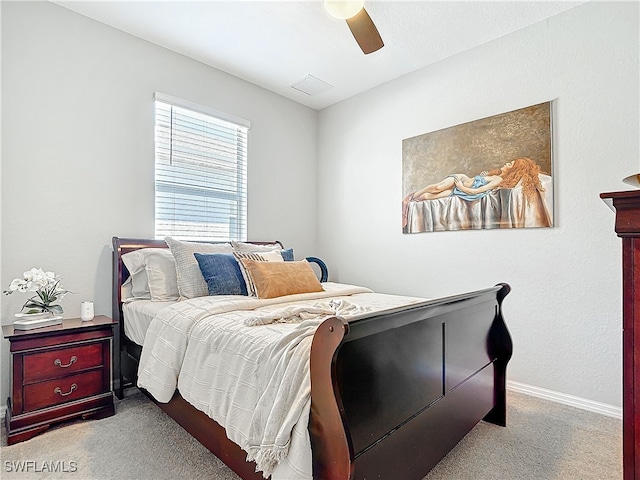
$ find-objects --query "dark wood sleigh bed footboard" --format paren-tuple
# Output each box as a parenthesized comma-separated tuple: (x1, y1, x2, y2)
(112, 237, 512, 480)
(310, 284, 512, 479)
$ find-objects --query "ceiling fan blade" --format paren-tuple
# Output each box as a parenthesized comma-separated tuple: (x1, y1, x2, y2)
(346, 7, 384, 55)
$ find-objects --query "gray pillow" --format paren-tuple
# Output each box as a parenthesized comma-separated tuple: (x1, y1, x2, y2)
(165, 237, 233, 299)
(122, 248, 178, 301)
(231, 241, 282, 252)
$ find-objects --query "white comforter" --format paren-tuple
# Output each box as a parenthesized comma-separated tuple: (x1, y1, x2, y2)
(137, 282, 424, 478)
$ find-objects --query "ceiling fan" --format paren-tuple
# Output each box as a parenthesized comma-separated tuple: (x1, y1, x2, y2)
(324, 0, 384, 55)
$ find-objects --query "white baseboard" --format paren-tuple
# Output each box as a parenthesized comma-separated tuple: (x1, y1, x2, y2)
(508, 380, 622, 419)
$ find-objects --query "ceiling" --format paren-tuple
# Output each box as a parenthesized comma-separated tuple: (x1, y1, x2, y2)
(51, 0, 584, 110)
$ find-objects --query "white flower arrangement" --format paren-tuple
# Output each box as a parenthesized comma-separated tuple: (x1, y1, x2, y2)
(3, 268, 71, 315)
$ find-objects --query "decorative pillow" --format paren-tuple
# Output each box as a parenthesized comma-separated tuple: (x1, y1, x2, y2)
(122, 248, 178, 301)
(280, 248, 294, 261)
(122, 251, 151, 300)
(233, 250, 284, 296)
(194, 253, 248, 296)
(144, 249, 179, 301)
(240, 259, 324, 299)
(165, 237, 233, 299)
(231, 241, 282, 252)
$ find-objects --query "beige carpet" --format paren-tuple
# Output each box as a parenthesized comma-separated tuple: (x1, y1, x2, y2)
(1, 389, 621, 480)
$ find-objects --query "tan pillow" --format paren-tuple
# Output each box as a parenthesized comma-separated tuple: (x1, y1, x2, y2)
(240, 259, 323, 299)
(233, 250, 284, 296)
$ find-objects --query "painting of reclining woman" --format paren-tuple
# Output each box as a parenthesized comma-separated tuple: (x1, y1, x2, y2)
(402, 102, 553, 233)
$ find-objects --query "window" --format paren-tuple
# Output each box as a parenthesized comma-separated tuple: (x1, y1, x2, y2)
(154, 93, 249, 242)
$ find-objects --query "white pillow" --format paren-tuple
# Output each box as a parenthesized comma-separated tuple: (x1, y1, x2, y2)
(122, 250, 152, 300)
(145, 249, 179, 301)
(231, 241, 282, 252)
(122, 248, 178, 301)
(165, 237, 233, 299)
(232, 250, 284, 297)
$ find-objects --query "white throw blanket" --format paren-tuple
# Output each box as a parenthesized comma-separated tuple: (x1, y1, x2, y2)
(241, 299, 372, 475)
(244, 299, 368, 326)
(137, 283, 425, 478)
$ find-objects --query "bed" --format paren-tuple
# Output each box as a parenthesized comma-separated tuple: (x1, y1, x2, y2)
(111, 236, 513, 480)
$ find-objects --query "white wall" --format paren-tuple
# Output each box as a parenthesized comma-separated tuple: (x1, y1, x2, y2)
(317, 1, 639, 407)
(0, 2, 317, 401)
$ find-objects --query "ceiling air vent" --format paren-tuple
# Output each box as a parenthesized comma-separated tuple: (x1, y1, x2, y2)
(291, 75, 333, 96)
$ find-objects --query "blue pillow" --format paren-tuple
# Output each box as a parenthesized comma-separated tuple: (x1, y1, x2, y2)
(194, 253, 248, 296)
(281, 248, 294, 261)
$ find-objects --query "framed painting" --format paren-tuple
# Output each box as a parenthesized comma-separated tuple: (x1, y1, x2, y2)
(402, 101, 553, 233)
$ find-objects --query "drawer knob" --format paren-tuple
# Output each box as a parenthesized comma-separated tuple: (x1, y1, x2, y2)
(54, 383, 78, 397)
(54, 356, 77, 368)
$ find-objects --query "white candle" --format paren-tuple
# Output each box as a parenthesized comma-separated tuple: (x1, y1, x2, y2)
(80, 301, 94, 321)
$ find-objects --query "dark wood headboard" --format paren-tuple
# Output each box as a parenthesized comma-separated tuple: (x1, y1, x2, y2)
(112, 238, 168, 326)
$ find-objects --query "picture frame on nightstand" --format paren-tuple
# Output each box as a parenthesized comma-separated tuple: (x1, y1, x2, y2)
(13, 312, 64, 330)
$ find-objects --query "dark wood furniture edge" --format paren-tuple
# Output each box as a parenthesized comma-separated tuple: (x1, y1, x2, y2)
(309, 316, 353, 479)
(112, 239, 168, 397)
(6, 394, 115, 445)
(308, 284, 512, 478)
(2, 315, 116, 340)
(142, 389, 263, 480)
(600, 190, 639, 480)
(601, 190, 640, 236)
(3, 317, 117, 445)
(484, 283, 513, 426)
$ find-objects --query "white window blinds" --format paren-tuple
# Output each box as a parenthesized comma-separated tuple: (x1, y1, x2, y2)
(154, 93, 249, 242)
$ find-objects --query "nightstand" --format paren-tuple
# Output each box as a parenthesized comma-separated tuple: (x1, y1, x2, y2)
(3, 315, 116, 445)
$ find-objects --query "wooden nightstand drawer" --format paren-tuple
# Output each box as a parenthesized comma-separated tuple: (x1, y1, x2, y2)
(23, 369, 105, 412)
(23, 343, 104, 384)
(3, 316, 117, 445)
